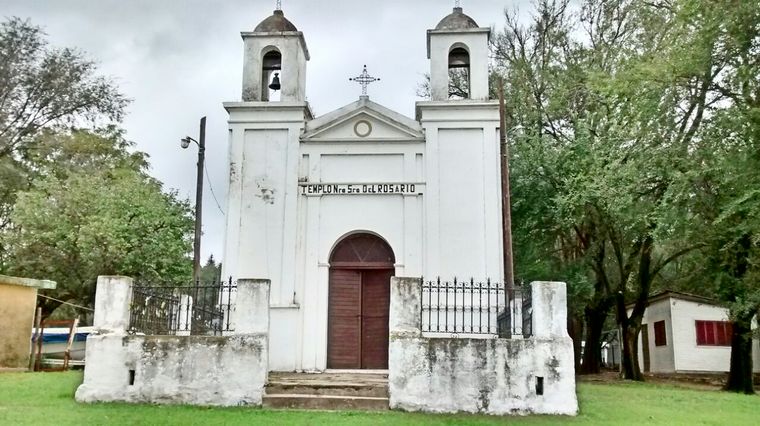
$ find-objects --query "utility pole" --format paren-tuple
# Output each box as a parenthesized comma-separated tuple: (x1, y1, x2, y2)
(193, 117, 206, 283)
(499, 78, 515, 291)
(182, 117, 206, 284)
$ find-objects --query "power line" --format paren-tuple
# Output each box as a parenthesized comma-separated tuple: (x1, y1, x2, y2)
(204, 162, 225, 216)
(37, 294, 94, 312)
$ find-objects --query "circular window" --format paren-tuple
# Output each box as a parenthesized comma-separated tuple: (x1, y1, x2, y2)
(353, 120, 372, 138)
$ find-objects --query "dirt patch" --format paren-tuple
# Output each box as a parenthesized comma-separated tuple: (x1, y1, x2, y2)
(577, 370, 735, 391)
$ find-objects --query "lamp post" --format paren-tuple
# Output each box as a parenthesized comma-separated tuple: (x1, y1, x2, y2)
(181, 116, 206, 284)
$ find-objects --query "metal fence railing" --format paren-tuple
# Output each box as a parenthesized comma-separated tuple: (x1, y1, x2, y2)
(498, 285, 532, 338)
(128, 278, 236, 336)
(420, 277, 532, 338)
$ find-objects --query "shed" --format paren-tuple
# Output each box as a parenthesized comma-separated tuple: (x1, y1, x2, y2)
(0, 274, 56, 369)
(631, 291, 760, 374)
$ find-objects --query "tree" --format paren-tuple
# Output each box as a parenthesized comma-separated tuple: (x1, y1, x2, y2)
(671, 0, 760, 393)
(200, 255, 223, 284)
(2, 129, 193, 318)
(0, 17, 127, 157)
(493, 0, 720, 380)
(416, 69, 474, 100)
(0, 17, 128, 256)
(494, 0, 621, 374)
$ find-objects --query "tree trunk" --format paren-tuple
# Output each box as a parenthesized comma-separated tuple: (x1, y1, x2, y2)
(568, 312, 584, 372)
(725, 313, 755, 394)
(579, 304, 610, 374)
(617, 234, 654, 381)
(620, 324, 643, 381)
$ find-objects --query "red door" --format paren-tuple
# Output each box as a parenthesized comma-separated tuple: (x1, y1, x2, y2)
(327, 233, 395, 369)
(361, 269, 392, 369)
(327, 269, 362, 369)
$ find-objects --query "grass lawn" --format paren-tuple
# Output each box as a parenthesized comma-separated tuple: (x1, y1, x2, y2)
(0, 372, 758, 425)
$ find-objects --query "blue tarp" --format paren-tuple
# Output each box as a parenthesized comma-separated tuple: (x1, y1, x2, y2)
(36, 332, 89, 344)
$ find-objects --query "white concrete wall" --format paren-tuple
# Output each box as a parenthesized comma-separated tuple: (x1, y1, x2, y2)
(634, 298, 675, 373)
(76, 277, 270, 406)
(294, 103, 425, 371)
(417, 101, 502, 281)
(228, 47, 501, 372)
(222, 102, 308, 372)
(76, 334, 268, 406)
(670, 298, 732, 373)
(389, 277, 577, 416)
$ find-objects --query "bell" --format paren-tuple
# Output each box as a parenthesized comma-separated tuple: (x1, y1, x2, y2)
(268, 73, 281, 91)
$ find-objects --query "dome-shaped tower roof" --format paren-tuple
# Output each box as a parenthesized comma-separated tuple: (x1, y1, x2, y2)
(254, 9, 298, 32)
(435, 7, 479, 30)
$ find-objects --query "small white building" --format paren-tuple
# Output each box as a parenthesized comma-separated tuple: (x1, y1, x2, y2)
(222, 6, 503, 372)
(634, 291, 760, 374)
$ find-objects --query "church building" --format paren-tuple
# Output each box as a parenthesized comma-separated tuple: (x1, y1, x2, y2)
(221, 5, 503, 372)
(77, 3, 577, 414)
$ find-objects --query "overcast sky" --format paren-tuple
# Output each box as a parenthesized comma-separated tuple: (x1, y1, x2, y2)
(1, 0, 531, 263)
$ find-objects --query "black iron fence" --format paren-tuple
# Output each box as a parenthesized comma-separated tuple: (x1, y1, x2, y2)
(498, 285, 532, 338)
(128, 279, 236, 336)
(420, 277, 532, 338)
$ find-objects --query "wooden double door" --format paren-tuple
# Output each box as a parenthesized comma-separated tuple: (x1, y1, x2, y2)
(327, 268, 393, 369)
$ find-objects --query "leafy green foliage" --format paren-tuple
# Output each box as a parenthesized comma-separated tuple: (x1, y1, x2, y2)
(493, 0, 760, 383)
(2, 129, 193, 318)
(0, 18, 128, 158)
(0, 17, 129, 259)
(200, 255, 223, 284)
(0, 17, 190, 320)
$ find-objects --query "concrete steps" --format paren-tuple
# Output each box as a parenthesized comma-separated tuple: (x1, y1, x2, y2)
(262, 372, 389, 411)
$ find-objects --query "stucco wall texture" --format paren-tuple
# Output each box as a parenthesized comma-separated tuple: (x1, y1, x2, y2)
(388, 277, 578, 415)
(0, 284, 36, 368)
(0, 275, 55, 369)
(75, 334, 268, 406)
(76, 276, 270, 406)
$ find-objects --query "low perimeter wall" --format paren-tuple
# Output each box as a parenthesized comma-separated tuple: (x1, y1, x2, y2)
(388, 278, 578, 416)
(75, 276, 270, 406)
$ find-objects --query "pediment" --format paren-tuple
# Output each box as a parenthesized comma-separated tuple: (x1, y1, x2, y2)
(302, 98, 424, 142)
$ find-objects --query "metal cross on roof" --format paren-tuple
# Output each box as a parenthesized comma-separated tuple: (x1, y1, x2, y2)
(455, 0, 461, 7)
(349, 65, 380, 97)
(276, 0, 282, 10)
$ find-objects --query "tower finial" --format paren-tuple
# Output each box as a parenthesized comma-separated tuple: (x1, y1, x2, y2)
(455, 0, 461, 8)
(276, 0, 282, 10)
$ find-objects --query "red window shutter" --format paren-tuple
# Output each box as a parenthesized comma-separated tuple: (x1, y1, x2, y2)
(654, 321, 667, 346)
(725, 322, 733, 346)
(696, 320, 732, 346)
(717, 322, 732, 346)
(705, 321, 715, 344)
(696, 321, 706, 345)
(716, 322, 726, 345)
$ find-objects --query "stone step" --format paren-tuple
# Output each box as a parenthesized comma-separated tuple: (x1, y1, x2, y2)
(266, 381, 389, 397)
(262, 394, 389, 411)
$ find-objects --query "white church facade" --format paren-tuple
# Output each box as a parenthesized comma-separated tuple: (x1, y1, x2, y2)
(76, 5, 577, 415)
(222, 6, 503, 372)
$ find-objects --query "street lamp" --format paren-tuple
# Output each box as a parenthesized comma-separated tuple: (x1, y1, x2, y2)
(181, 116, 206, 284)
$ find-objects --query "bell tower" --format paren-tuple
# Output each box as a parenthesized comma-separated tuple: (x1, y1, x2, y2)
(427, 6, 490, 101)
(241, 7, 309, 101)
(223, 4, 312, 339)
(417, 5, 502, 281)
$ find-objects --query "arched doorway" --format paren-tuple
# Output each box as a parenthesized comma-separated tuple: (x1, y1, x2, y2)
(327, 233, 395, 369)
